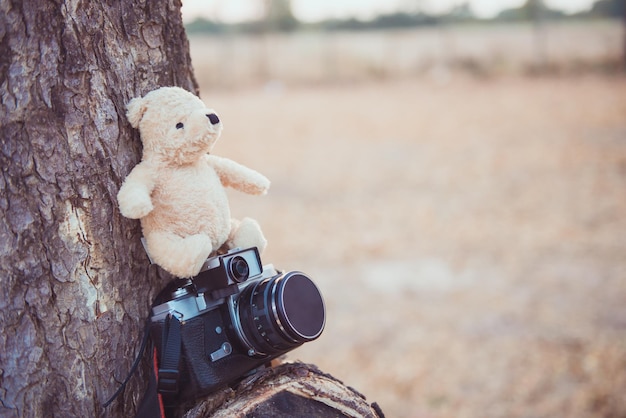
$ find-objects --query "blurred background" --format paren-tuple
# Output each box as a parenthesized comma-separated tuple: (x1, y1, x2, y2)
(182, 1, 626, 416)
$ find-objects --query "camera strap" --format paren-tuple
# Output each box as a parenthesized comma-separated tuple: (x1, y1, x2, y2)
(103, 282, 186, 418)
(102, 316, 181, 418)
(134, 348, 166, 418)
(130, 314, 182, 418)
(158, 314, 182, 396)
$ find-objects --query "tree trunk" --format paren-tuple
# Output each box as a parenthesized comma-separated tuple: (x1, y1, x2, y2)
(1, 3, 385, 418)
(0, 0, 196, 416)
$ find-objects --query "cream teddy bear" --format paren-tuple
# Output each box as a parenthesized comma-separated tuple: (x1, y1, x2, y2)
(117, 87, 270, 278)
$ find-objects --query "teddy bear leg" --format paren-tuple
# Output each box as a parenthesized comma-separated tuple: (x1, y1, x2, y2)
(145, 231, 213, 278)
(227, 217, 267, 254)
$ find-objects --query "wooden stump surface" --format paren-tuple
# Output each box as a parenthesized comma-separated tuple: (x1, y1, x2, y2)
(182, 362, 385, 418)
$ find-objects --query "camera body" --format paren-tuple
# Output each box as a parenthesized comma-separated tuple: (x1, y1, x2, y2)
(150, 247, 326, 401)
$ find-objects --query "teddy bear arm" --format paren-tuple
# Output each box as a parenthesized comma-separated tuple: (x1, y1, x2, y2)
(117, 162, 156, 219)
(208, 156, 270, 195)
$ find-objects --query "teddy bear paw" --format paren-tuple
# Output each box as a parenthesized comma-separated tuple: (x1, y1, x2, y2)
(248, 174, 270, 196)
(258, 177, 271, 195)
(184, 235, 214, 277)
(145, 232, 213, 278)
(117, 189, 153, 219)
(165, 234, 213, 278)
(229, 217, 267, 254)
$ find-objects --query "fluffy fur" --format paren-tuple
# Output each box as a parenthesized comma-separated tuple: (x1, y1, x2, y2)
(117, 87, 270, 278)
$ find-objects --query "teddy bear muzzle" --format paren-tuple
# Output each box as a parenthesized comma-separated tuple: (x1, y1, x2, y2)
(207, 113, 220, 125)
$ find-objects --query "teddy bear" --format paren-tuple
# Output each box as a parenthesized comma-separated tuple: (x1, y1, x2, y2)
(117, 86, 270, 278)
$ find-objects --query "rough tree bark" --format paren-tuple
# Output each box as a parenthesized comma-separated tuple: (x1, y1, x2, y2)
(0, 0, 196, 416)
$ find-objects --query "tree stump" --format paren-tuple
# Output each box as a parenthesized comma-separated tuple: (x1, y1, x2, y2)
(182, 362, 385, 418)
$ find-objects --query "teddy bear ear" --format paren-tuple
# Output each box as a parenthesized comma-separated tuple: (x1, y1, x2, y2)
(126, 97, 147, 128)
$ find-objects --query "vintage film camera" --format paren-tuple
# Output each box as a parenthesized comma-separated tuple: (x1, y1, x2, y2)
(149, 247, 326, 402)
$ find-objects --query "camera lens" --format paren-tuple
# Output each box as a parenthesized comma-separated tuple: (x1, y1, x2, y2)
(228, 256, 249, 283)
(237, 272, 325, 356)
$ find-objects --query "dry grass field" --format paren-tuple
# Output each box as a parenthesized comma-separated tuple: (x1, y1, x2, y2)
(190, 25, 626, 418)
(190, 20, 622, 87)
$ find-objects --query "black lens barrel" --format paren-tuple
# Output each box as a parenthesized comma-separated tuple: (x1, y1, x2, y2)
(238, 272, 325, 355)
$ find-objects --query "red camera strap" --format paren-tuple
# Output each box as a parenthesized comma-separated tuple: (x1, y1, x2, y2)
(133, 347, 167, 418)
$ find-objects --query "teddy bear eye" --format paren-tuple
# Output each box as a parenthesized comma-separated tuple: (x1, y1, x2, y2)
(176, 122, 184, 129)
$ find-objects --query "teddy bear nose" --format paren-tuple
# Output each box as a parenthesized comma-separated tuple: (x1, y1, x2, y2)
(207, 113, 220, 125)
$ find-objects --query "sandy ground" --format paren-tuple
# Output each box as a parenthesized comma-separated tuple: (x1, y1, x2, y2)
(199, 74, 626, 418)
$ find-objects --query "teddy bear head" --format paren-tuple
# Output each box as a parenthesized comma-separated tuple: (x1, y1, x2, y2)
(126, 86, 223, 165)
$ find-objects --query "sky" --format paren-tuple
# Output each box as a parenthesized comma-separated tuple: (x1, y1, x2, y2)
(181, 0, 597, 23)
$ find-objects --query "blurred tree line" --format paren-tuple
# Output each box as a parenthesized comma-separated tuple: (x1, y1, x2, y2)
(185, 0, 625, 35)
